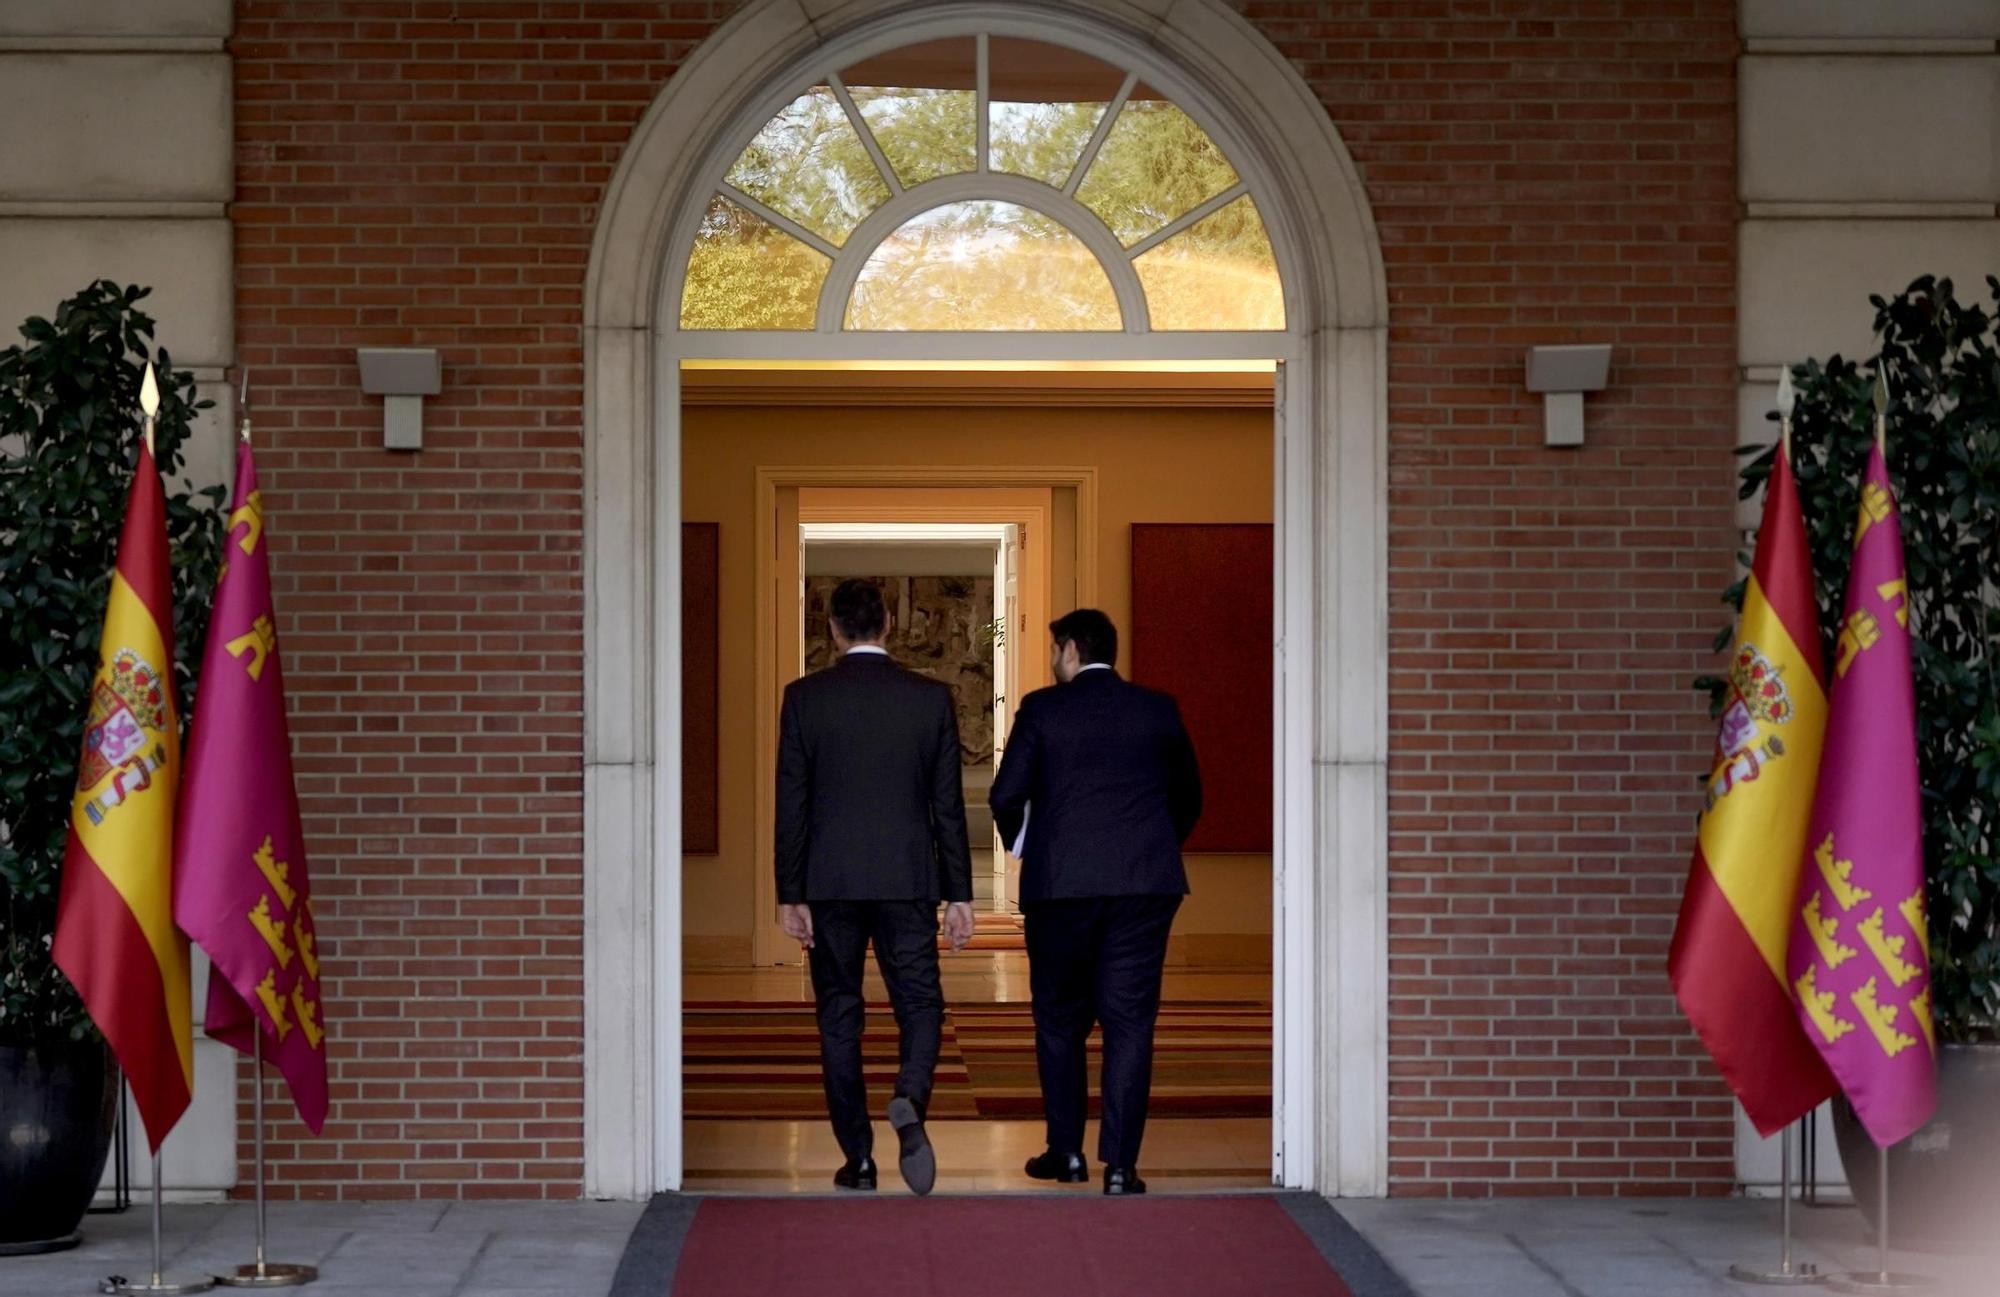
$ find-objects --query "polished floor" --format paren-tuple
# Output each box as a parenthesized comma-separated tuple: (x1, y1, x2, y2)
(683, 951, 1273, 1193)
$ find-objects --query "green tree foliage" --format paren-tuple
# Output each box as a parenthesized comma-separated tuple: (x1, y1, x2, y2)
(1073, 99, 1239, 246)
(1705, 276, 2000, 1041)
(0, 282, 225, 1042)
(681, 196, 831, 330)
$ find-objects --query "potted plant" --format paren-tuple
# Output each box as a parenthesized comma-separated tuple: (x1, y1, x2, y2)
(1710, 275, 2000, 1246)
(0, 282, 223, 1253)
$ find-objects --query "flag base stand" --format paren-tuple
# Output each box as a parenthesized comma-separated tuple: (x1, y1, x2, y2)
(213, 1034, 316, 1289)
(1730, 1125, 1825, 1286)
(104, 1279, 219, 1296)
(1823, 1274, 1935, 1295)
(104, 1278, 218, 1296)
(1821, 1146, 1933, 1295)
(214, 1263, 316, 1289)
(1730, 1262, 1823, 1287)
(100, 1156, 214, 1295)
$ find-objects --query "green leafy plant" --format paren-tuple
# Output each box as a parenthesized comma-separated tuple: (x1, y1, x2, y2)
(0, 282, 225, 1043)
(1704, 275, 2000, 1042)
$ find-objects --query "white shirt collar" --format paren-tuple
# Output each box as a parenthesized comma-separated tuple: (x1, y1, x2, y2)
(1077, 662, 1114, 674)
(844, 644, 890, 657)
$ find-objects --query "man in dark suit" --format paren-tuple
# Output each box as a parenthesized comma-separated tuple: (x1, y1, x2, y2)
(989, 608, 1202, 1195)
(775, 578, 975, 1196)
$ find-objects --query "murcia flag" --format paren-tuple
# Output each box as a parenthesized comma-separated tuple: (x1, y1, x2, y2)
(52, 434, 194, 1151)
(1669, 437, 1837, 1134)
(173, 440, 327, 1131)
(1786, 439, 1936, 1147)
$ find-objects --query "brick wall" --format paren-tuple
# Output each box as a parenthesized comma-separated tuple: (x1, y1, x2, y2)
(232, 0, 1739, 1198)
(1241, 1, 1741, 1195)
(233, 0, 732, 1200)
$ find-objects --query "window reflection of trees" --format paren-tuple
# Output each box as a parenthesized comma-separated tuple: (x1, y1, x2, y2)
(847, 201, 1120, 331)
(680, 37, 1284, 332)
(681, 195, 829, 330)
(724, 87, 887, 245)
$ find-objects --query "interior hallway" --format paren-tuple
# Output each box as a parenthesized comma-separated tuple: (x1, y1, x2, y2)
(683, 951, 1272, 1192)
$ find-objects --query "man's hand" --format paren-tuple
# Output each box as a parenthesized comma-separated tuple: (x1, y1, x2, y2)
(943, 902, 975, 952)
(779, 902, 814, 950)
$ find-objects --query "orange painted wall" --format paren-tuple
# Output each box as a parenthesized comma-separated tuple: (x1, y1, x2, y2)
(681, 400, 1274, 961)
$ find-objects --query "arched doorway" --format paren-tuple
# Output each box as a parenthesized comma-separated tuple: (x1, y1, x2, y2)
(582, 0, 1388, 1199)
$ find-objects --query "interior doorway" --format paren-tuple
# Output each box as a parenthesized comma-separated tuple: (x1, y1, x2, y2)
(796, 517, 1028, 917)
(677, 363, 1276, 1192)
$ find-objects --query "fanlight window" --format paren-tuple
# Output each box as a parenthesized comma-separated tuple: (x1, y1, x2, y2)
(679, 34, 1284, 332)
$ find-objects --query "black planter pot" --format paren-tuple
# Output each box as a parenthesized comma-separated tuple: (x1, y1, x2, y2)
(1831, 1041, 2000, 1251)
(0, 1036, 118, 1256)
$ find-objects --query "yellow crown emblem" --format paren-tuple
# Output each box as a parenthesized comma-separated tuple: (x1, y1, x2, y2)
(1729, 643, 1794, 725)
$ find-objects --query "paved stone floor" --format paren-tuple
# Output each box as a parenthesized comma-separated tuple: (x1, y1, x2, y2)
(1340, 1196, 1993, 1297)
(0, 1200, 645, 1297)
(2, 1195, 1991, 1296)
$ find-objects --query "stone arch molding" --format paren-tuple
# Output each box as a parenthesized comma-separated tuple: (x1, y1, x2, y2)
(582, 0, 1389, 1199)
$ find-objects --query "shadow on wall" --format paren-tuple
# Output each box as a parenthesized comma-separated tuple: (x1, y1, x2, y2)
(804, 575, 996, 765)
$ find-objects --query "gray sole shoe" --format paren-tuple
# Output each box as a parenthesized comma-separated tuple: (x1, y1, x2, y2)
(887, 1097, 936, 1196)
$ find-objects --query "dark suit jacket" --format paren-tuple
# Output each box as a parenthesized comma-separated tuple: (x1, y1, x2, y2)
(988, 668, 1202, 901)
(774, 650, 974, 904)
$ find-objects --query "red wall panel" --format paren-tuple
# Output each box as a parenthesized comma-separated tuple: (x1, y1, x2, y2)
(1130, 524, 1273, 853)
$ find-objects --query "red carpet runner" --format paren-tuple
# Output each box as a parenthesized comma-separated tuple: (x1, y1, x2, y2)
(667, 1196, 1355, 1296)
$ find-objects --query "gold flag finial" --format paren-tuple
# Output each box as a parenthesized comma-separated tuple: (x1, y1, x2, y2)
(1873, 367, 1890, 449)
(139, 361, 159, 456)
(1776, 367, 1796, 454)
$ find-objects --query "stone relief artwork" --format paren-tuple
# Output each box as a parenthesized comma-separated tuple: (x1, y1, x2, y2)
(804, 575, 996, 764)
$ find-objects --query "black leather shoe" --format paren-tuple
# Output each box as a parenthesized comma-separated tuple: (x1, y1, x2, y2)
(834, 1156, 877, 1190)
(1024, 1149, 1089, 1183)
(887, 1096, 936, 1196)
(1102, 1166, 1146, 1196)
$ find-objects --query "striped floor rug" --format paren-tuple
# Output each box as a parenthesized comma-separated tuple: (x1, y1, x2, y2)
(683, 1000, 1271, 1120)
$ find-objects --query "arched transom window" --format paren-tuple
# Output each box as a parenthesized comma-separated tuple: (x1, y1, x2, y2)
(679, 34, 1285, 332)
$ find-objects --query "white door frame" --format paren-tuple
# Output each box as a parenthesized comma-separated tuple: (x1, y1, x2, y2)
(581, 0, 1389, 1199)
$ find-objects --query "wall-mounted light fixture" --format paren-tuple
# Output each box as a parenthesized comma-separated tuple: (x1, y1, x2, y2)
(356, 347, 442, 451)
(1525, 344, 1611, 448)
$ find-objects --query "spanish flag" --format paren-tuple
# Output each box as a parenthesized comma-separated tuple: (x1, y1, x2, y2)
(51, 428, 193, 1152)
(1669, 438, 1837, 1135)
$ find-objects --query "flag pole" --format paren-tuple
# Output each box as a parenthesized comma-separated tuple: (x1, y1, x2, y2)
(1728, 1121, 1821, 1286)
(213, 1031, 315, 1288)
(211, 372, 314, 1290)
(1820, 371, 1936, 1297)
(101, 1154, 214, 1294)
(1824, 1147, 1934, 1294)
(1720, 372, 1825, 1288)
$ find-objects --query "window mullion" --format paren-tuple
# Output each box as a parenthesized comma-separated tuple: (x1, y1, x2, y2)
(829, 72, 903, 197)
(976, 33, 990, 174)
(1126, 181, 1246, 260)
(716, 181, 842, 260)
(1064, 71, 1136, 197)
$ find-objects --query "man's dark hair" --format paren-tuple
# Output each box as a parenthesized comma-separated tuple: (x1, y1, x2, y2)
(1050, 608, 1117, 667)
(830, 578, 888, 642)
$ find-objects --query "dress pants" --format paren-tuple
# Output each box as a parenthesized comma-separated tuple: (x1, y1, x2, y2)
(1023, 894, 1182, 1169)
(806, 899, 945, 1160)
